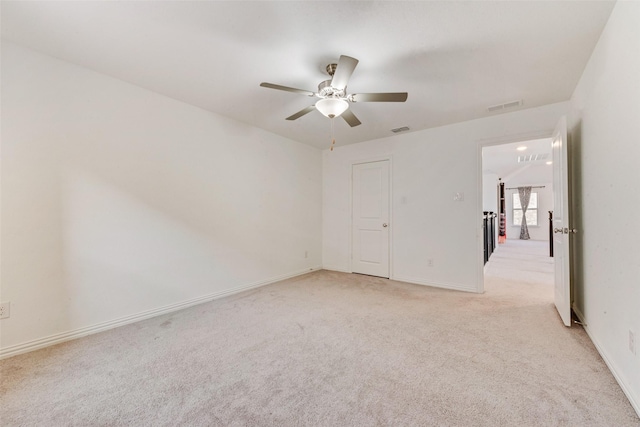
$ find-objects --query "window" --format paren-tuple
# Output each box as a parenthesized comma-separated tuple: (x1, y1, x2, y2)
(513, 192, 538, 226)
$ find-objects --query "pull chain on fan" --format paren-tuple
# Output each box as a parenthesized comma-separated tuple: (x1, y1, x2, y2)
(330, 118, 336, 151)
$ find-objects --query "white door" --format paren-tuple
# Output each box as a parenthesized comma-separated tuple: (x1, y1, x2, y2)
(552, 116, 572, 326)
(352, 160, 390, 278)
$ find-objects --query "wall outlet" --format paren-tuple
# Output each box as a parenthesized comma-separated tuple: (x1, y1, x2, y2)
(453, 192, 464, 201)
(427, 259, 434, 267)
(0, 302, 10, 319)
(304, 250, 308, 259)
(630, 330, 636, 355)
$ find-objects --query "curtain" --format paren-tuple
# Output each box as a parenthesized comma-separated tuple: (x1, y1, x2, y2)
(518, 186, 532, 240)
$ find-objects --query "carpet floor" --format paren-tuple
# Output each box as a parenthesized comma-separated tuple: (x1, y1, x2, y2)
(1, 240, 638, 426)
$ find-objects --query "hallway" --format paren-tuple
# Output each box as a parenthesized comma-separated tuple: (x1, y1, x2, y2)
(484, 239, 554, 303)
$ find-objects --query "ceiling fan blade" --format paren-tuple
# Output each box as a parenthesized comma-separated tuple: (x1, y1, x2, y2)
(351, 92, 408, 102)
(286, 105, 316, 121)
(260, 82, 315, 97)
(341, 109, 362, 127)
(331, 55, 359, 90)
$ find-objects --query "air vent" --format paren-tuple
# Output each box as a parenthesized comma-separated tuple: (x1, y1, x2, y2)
(487, 100, 523, 112)
(391, 126, 411, 134)
(518, 153, 549, 163)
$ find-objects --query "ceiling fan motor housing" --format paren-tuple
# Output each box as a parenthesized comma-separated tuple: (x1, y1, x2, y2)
(318, 79, 345, 98)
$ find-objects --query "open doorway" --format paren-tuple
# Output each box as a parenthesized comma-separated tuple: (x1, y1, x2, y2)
(481, 138, 555, 300)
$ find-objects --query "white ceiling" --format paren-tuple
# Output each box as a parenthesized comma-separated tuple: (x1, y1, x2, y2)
(483, 137, 552, 183)
(1, 1, 614, 149)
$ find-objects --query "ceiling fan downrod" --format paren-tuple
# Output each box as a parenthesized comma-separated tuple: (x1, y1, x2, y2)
(326, 63, 338, 76)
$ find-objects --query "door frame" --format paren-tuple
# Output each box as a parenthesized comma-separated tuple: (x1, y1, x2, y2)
(475, 130, 554, 293)
(350, 155, 393, 278)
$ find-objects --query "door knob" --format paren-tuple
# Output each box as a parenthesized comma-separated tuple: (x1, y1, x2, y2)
(383, 223, 388, 228)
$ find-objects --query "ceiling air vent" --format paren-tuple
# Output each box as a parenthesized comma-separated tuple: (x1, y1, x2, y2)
(518, 153, 549, 163)
(487, 100, 523, 112)
(391, 126, 411, 134)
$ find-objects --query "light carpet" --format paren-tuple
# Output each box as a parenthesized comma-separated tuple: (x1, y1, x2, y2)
(1, 240, 638, 426)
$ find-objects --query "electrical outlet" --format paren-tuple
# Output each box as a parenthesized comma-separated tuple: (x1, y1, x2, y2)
(630, 330, 636, 355)
(453, 192, 464, 201)
(304, 250, 308, 259)
(427, 259, 434, 267)
(0, 302, 10, 319)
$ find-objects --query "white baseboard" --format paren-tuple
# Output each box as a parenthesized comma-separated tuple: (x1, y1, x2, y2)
(320, 269, 478, 294)
(0, 266, 322, 360)
(392, 275, 478, 293)
(573, 305, 640, 418)
(322, 265, 352, 274)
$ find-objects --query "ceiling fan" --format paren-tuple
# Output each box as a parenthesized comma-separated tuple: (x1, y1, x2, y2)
(260, 55, 408, 127)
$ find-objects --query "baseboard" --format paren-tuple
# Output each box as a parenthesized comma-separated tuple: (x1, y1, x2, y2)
(322, 265, 352, 274)
(0, 266, 322, 360)
(573, 305, 640, 418)
(392, 275, 478, 293)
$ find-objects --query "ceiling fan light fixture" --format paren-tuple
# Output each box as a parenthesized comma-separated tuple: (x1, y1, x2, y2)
(315, 98, 349, 118)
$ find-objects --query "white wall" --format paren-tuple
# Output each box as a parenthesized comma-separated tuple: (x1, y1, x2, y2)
(323, 102, 568, 292)
(482, 173, 498, 212)
(568, 1, 640, 414)
(0, 42, 322, 356)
